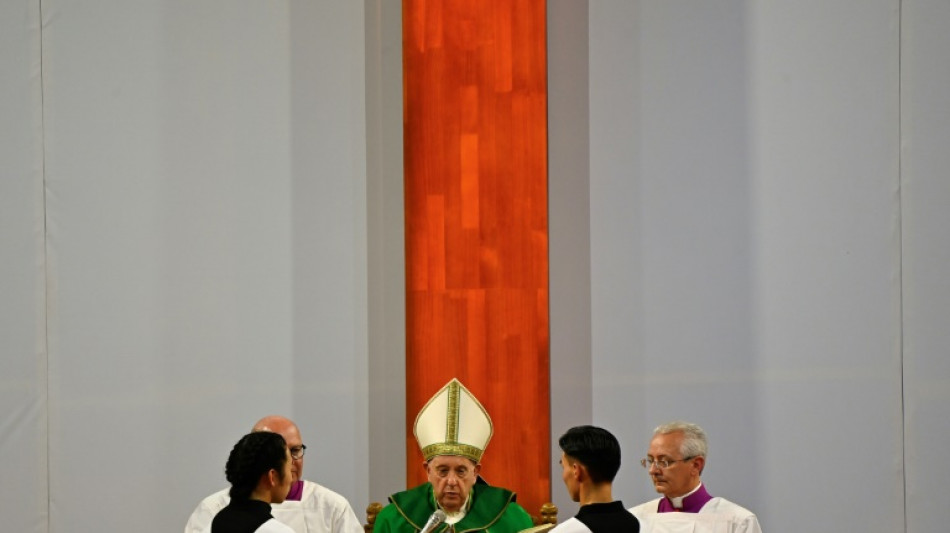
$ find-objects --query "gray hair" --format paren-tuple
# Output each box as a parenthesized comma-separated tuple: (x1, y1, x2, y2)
(654, 421, 708, 459)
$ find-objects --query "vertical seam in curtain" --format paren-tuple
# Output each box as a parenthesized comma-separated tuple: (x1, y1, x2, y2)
(897, 1, 907, 531)
(38, 0, 51, 529)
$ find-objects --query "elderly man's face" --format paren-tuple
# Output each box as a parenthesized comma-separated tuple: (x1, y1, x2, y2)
(278, 426, 305, 483)
(255, 418, 305, 483)
(425, 455, 480, 512)
(647, 431, 703, 499)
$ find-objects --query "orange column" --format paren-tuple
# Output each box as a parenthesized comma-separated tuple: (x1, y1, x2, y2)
(402, 0, 550, 519)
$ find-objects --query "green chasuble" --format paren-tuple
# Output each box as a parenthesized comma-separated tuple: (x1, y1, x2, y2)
(373, 483, 534, 533)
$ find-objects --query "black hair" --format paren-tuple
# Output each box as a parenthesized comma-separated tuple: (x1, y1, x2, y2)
(225, 431, 289, 500)
(558, 425, 621, 484)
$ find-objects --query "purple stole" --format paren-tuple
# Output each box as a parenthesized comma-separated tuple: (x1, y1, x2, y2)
(657, 484, 713, 513)
(286, 480, 304, 501)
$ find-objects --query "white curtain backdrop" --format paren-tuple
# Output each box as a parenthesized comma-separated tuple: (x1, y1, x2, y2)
(2, 1, 948, 533)
(1, 1, 48, 531)
(550, 1, 946, 532)
(899, 2, 950, 531)
(582, 0, 905, 528)
(3, 1, 376, 532)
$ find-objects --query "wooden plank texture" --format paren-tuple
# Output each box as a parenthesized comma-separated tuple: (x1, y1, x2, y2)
(403, 0, 550, 519)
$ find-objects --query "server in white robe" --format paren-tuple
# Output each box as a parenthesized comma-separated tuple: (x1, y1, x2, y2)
(186, 416, 363, 533)
(627, 421, 762, 533)
(209, 431, 296, 533)
(545, 425, 639, 533)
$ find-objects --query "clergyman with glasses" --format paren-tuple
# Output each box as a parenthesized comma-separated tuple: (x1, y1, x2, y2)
(627, 421, 763, 533)
(185, 415, 364, 533)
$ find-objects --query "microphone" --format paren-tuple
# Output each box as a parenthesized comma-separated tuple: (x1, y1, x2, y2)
(419, 509, 447, 533)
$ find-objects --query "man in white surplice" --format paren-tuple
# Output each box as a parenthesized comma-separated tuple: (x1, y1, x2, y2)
(545, 425, 638, 533)
(185, 415, 363, 533)
(628, 421, 762, 533)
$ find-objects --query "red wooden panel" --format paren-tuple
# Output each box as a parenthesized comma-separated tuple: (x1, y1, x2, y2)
(403, 0, 550, 520)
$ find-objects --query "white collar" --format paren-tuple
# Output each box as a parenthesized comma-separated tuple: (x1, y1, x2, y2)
(440, 493, 471, 525)
(669, 482, 703, 509)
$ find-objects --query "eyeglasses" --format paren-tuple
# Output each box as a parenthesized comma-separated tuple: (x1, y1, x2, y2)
(290, 445, 307, 460)
(640, 456, 694, 469)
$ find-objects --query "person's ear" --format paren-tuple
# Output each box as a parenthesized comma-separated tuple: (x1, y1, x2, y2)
(422, 461, 430, 475)
(473, 463, 481, 477)
(260, 469, 276, 489)
(692, 456, 705, 476)
(573, 462, 586, 482)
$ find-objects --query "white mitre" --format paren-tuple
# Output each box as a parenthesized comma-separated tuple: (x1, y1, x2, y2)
(414, 378, 493, 463)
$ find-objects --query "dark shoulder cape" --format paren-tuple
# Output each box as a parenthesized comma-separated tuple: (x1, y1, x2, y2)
(575, 501, 639, 533)
(211, 498, 274, 533)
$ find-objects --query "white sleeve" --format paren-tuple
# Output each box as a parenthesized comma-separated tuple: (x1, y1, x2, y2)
(184, 489, 230, 533)
(184, 502, 213, 533)
(329, 494, 364, 533)
(258, 518, 298, 533)
(547, 518, 593, 533)
(735, 514, 763, 533)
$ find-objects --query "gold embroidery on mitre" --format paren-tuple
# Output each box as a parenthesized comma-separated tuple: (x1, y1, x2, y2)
(414, 378, 493, 463)
(421, 443, 485, 463)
